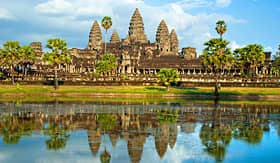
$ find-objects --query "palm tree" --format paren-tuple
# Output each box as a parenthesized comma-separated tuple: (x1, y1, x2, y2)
(42, 38, 70, 90)
(0, 41, 22, 85)
(101, 16, 112, 54)
(216, 20, 227, 39)
(234, 44, 265, 78)
(18, 45, 36, 77)
(157, 68, 179, 92)
(273, 45, 280, 76)
(201, 38, 232, 97)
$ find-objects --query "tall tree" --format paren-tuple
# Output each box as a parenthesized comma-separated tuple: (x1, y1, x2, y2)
(101, 16, 112, 54)
(201, 38, 233, 97)
(18, 45, 36, 77)
(0, 41, 22, 85)
(234, 44, 265, 78)
(273, 45, 280, 76)
(157, 68, 179, 92)
(42, 38, 70, 90)
(216, 20, 227, 39)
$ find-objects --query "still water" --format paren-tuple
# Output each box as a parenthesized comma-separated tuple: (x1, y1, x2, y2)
(0, 100, 280, 163)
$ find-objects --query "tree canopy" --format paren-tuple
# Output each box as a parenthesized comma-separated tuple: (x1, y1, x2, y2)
(0, 41, 23, 84)
(42, 38, 70, 66)
(157, 68, 179, 91)
(42, 38, 70, 89)
(96, 53, 117, 75)
(234, 44, 265, 77)
(201, 38, 233, 72)
(216, 20, 227, 39)
(101, 16, 112, 31)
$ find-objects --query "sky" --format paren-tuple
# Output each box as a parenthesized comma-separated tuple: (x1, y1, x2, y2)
(0, 0, 279, 55)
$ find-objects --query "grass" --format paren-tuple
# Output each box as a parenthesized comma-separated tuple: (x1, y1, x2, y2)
(1, 96, 280, 105)
(0, 85, 280, 96)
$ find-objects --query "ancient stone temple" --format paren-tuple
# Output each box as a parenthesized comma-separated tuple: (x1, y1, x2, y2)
(24, 8, 277, 84)
(156, 20, 171, 54)
(128, 8, 148, 44)
(110, 29, 120, 44)
(88, 20, 102, 51)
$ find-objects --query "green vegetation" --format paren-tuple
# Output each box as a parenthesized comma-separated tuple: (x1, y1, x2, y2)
(42, 38, 70, 90)
(96, 53, 117, 75)
(0, 41, 29, 85)
(273, 45, 280, 76)
(18, 45, 36, 77)
(201, 20, 233, 97)
(44, 123, 70, 151)
(157, 109, 178, 124)
(157, 68, 179, 91)
(216, 20, 227, 39)
(0, 85, 280, 96)
(234, 44, 265, 78)
(101, 16, 112, 54)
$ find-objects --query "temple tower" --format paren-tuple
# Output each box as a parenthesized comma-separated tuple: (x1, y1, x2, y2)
(170, 29, 179, 53)
(110, 29, 120, 44)
(88, 20, 102, 51)
(128, 8, 148, 44)
(156, 20, 170, 54)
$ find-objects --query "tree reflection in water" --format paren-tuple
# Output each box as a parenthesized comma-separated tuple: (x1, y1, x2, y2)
(0, 102, 280, 162)
(44, 123, 70, 151)
(0, 114, 35, 144)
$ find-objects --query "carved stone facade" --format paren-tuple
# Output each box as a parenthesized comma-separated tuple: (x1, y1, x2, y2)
(128, 8, 148, 44)
(25, 8, 277, 80)
(110, 29, 120, 44)
(88, 20, 102, 51)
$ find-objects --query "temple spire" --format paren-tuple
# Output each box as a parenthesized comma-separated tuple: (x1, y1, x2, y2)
(88, 20, 102, 50)
(128, 8, 148, 43)
(110, 29, 120, 44)
(156, 20, 170, 54)
(170, 29, 179, 53)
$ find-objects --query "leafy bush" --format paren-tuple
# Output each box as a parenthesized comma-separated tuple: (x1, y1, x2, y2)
(16, 83, 21, 90)
(120, 75, 128, 79)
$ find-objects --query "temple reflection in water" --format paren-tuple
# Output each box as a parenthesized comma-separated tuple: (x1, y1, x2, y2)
(1, 102, 280, 162)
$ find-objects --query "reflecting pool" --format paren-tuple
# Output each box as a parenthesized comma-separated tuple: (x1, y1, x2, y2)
(1, 100, 280, 163)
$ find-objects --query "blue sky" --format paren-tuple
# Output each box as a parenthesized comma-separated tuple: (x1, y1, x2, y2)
(0, 0, 279, 55)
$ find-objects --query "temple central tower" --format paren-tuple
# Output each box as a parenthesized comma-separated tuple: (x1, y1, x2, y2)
(128, 8, 148, 44)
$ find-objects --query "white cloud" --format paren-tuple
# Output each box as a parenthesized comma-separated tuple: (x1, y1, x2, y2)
(230, 41, 244, 50)
(35, 0, 74, 14)
(216, 0, 232, 8)
(0, 8, 15, 19)
(264, 46, 273, 52)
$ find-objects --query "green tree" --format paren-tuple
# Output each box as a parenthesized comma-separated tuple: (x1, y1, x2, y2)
(157, 68, 179, 92)
(18, 45, 36, 77)
(234, 44, 265, 78)
(216, 20, 227, 39)
(42, 38, 70, 90)
(273, 45, 280, 76)
(201, 38, 233, 97)
(101, 16, 112, 54)
(0, 41, 22, 85)
(96, 53, 117, 75)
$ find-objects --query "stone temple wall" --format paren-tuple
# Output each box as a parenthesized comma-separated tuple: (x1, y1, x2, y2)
(24, 8, 277, 83)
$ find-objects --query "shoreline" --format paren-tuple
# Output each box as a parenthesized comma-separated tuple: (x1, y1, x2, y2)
(1, 85, 280, 101)
(1, 92, 280, 101)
